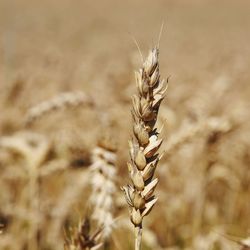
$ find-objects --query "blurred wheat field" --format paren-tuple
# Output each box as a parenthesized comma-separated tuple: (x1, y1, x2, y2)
(0, 0, 250, 249)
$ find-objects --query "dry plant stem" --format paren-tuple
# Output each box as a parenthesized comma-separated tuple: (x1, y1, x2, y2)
(122, 47, 167, 250)
(135, 225, 142, 250)
(27, 168, 39, 250)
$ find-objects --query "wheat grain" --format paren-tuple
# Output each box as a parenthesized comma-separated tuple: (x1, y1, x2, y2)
(122, 47, 167, 250)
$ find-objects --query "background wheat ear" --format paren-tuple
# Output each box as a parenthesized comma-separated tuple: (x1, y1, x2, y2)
(122, 46, 167, 250)
(89, 132, 118, 241)
(25, 91, 94, 126)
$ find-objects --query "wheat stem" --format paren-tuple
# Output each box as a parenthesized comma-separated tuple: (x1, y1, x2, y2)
(135, 225, 142, 250)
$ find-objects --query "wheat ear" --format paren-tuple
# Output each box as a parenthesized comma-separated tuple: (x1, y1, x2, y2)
(122, 47, 167, 250)
(164, 117, 232, 158)
(25, 91, 94, 125)
(89, 134, 117, 240)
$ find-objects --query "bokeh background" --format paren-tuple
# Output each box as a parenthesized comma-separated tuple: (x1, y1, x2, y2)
(0, 0, 249, 249)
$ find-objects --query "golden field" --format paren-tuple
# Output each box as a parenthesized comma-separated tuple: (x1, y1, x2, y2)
(0, 0, 249, 249)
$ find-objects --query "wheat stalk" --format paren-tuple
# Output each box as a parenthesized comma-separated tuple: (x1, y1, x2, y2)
(25, 91, 94, 125)
(164, 117, 232, 158)
(39, 159, 69, 177)
(0, 132, 50, 250)
(89, 134, 117, 240)
(122, 47, 167, 250)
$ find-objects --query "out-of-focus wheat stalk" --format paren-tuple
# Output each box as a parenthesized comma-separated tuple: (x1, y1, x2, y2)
(122, 47, 167, 250)
(164, 117, 232, 158)
(64, 216, 103, 250)
(39, 159, 69, 177)
(191, 231, 250, 250)
(25, 91, 94, 125)
(222, 235, 250, 250)
(0, 132, 50, 167)
(0, 132, 50, 250)
(191, 118, 235, 236)
(89, 134, 117, 240)
(48, 171, 89, 246)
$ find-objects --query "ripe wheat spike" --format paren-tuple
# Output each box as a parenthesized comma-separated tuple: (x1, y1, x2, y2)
(122, 47, 167, 250)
